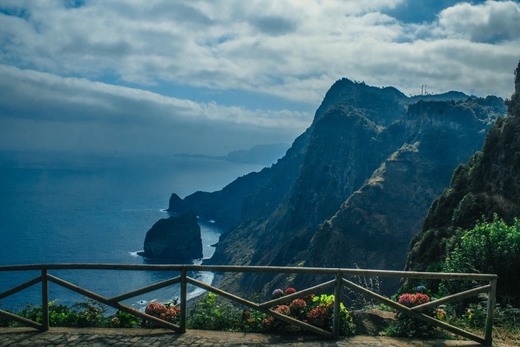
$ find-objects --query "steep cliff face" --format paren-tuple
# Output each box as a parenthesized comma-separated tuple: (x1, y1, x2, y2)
(166, 77, 506, 296)
(312, 79, 407, 126)
(142, 213, 203, 260)
(167, 129, 310, 227)
(406, 62, 520, 274)
(234, 106, 399, 291)
(298, 96, 499, 293)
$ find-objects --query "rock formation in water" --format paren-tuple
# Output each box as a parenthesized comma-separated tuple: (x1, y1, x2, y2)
(141, 213, 203, 260)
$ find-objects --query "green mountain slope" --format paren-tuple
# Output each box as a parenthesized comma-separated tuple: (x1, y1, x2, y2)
(167, 77, 507, 296)
(405, 62, 520, 302)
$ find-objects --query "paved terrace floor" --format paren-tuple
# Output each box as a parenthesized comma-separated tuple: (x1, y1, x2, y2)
(0, 328, 506, 347)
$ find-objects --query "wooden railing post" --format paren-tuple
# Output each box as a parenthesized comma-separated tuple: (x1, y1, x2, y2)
(41, 268, 49, 331)
(332, 271, 342, 339)
(484, 277, 497, 345)
(179, 268, 187, 333)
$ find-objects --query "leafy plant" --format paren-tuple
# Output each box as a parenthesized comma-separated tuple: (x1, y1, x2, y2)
(111, 310, 141, 328)
(441, 216, 520, 305)
(0, 305, 12, 327)
(15, 300, 109, 327)
(262, 288, 356, 336)
(71, 300, 108, 327)
(240, 308, 267, 332)
(187, 292, 242, 331)
(385, 291, 441, 338)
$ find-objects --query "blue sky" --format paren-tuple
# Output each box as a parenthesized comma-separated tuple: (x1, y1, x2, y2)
(0, 0, 519, 156)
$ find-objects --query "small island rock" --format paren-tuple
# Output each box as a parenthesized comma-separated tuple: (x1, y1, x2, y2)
(141, 213, 203, 260)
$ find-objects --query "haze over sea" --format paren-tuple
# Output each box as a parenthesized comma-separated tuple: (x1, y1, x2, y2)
(0, 151, 265, 310)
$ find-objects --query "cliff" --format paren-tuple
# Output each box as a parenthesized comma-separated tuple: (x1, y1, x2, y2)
(141, 213, 203, 260)
(167, 130, 309, 227)
(167, 77, 506, 296)
(405, 61, 520, 276)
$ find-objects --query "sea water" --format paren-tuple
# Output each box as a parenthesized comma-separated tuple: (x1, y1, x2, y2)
(0, 151, 264, 311)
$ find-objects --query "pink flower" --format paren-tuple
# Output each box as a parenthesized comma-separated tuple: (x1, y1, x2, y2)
(414, 293, 430, 305)
(307, 306, 329, 328)
(274, 305, 291, 316)
(435, 307, 447, 321)
(398, 293, 415, 307)
(284, 287, 297, 295)
(262, 316, 275, 327)
(272, 289, 284, 298)
(398, 293, 430, 307)
(145, 301, 180, 322)
(145, 301, 166, 314)
(302, 294, 316, 304)
(289, 298, 307, 311)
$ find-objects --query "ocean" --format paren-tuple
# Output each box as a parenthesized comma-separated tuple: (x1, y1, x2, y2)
(0, 151, 265, 311)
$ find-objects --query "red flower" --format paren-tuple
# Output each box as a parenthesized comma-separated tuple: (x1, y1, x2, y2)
(284, 287, 297, 295)
(289, 298, 307, 311)
(274, 305, 291, 316)
(262, 316, 275, 328)
(307, 305, 329, 328)
(414, 293, 430, 305)
(145, 301, 180, 322)
(398, 293, 415, 307)
(301, 293, 316, 304)
(398, 293, 430, 307)
(145, 301, 166, 314)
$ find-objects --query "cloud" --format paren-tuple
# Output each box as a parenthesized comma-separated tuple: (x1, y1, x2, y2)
(249, 15, 297, 36)
(1, 1, 518, 102)
(0, 65, 308, 154)
(436, 0, 520, 43)
(0, 1, 519, 156)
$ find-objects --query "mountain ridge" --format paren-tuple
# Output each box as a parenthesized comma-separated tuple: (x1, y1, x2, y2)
(404, 62, 520, 304)
(166, 77, 506, 296)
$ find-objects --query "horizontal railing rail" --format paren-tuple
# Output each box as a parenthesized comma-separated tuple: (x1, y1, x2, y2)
(0, 264, 497, 345)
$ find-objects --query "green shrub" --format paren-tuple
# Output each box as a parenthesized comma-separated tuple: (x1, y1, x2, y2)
(187, 293, 242, 331)
(441, 216, 520, 305)
(15, 300, 109, 327)
(111, 310, 142, 328)
(0, 305, 12, 327)
(70, 301, 108, 327)
(239, 308, 267, 332)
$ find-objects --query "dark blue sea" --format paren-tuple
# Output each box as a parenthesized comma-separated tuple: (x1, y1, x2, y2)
(0, 151, 264, 311)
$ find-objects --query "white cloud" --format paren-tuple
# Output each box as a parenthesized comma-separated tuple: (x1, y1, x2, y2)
(437, 0, 520, 43)
(0, 0, 519, 155)
(0, 65, 308, 154)
(0, 0, 432, 104)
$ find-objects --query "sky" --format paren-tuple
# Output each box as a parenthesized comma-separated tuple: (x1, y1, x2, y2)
(0, 0, 519, 156)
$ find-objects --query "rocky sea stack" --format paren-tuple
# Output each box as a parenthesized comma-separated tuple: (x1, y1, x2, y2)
(140, 213, 203, 260)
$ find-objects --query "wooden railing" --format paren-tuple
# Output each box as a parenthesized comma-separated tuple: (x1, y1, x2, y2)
(0, 264, 497, 345)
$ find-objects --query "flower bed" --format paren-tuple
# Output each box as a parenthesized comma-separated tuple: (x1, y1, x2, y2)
(262, 288, 356, 336)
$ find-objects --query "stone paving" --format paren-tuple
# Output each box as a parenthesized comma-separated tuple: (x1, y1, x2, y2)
(0, 328, 490, 347)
